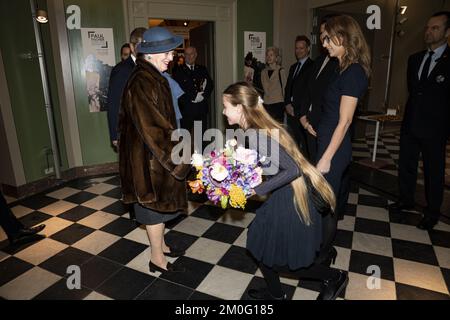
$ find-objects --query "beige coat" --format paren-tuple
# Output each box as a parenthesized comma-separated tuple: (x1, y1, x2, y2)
(261, 65, 287, 104)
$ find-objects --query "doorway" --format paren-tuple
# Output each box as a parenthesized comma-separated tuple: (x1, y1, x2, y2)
(148, 19, 216, 130)
(125, 0, 237, 132)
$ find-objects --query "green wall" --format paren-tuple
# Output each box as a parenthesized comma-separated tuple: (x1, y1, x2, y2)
(1, 0, 272, 185)
(237, 0, 273, 80)
(65, 0, 126, 165)
(0, 0, 68, 184)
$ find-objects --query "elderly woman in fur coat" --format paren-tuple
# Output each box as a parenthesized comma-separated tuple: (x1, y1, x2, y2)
(118, 27, 190, 274)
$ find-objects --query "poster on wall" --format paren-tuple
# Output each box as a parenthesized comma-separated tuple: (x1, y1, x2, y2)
(81, 28, 115, 113)
(244, 31, 266, 63)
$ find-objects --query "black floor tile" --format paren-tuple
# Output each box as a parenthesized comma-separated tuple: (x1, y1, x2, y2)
(354, 218, 391, 237)
(333, 229, 354, 249)
(101, 201, 130, 216)
(428, 230, 450, 248)
(18, 195, 59, 210)
(392, 239, 439, 266)
(64, 191, 97, 205)
(39, 247, 94, 277)
(164, 230, 198, 252)
(136, 278, 193, 300)
(57, 205, 96, 222)
(104, 176, 121, 186)
(202, 222, 245, 244)
(349, 181, 359, 193)
(159, 256, 214, 289)
(98, 238, 147, 265)
(241, 276, 297, 300)
(343, 203, 357, 217)
(33, 278, 92, 300)
(189, 291, 222, 300)
(395, 283, 450, 300)
(0, 256, 34, 286)
(388, 210, 422, 226)
(50, 224, 96, 245)
(102, 187, 123, 199)
(217, 245, 258, 274)
(79, 256, 123, 290)
(357, 194, 388, 208)
(348, 250, 395, 281)
(191, 205, 225, 221)
(164, 214, 188, 229)
(100, 217, 138, 237)
(96, 267, 155, 300)
(19, 211, 52, 228)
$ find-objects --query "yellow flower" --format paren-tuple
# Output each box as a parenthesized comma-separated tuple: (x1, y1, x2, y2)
(229, 184, 247, 209)
(196, 170, 203, 179)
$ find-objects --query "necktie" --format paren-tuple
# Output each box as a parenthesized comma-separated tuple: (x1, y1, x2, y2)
(293, 61, 302, 79)
(420, 51, 434, 82)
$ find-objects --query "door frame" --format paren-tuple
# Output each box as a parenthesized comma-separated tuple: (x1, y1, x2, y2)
(124, 0, 237, 132)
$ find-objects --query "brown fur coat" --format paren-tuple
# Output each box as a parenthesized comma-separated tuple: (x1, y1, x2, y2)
(118, 58, 190, 212)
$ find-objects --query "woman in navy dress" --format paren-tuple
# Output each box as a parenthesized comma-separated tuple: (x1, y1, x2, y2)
(316, 15, 371, 268)
(222, 82, 337, 300)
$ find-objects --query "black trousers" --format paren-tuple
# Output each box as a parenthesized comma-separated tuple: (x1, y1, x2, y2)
(0, 193, 23, 238)
(305, 131, 318, 164)
(398, 133, 447, 218)
(286, 114, 308, 156)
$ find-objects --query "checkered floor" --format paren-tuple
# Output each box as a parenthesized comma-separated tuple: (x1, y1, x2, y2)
(352, 133, 450, 186)
(1, 175, 449, 300)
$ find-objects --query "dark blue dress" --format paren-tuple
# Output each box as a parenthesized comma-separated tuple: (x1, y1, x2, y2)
(316, 63, 368, 193)
(247, 137, 323, 270)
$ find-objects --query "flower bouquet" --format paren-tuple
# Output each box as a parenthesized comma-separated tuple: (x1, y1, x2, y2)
(188, 139, 263, 210)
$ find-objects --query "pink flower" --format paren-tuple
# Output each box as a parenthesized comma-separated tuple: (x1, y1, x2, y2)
(235, 147, 258, 165)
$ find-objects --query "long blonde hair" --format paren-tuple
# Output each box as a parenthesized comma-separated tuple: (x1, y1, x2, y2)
(325, 15, 371, 77)
(223, 82, 336, 224)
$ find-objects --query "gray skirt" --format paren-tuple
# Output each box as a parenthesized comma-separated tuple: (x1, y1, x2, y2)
(133, 203, 181, 225)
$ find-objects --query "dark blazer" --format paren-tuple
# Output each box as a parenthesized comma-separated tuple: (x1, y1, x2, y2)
(299, 54, 339, 128)
(284, 58, 314, 118)
(106, 56, 135, 142)
(173, 64, 214, 117)
(402, 45, 450, 139)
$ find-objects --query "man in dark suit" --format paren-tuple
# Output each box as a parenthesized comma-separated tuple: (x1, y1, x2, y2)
(284, 35, 314, 155)
(106, 27, 146, 150)
(390, 12, 450, 230)
(106, 27, 146, 222)
(173, 46, 214, 134)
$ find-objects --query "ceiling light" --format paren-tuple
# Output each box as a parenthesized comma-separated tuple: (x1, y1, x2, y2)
(36, 9, 48, 23)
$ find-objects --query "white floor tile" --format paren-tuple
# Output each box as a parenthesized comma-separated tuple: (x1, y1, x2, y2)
(197, 266, 253, 300)
(0, 267, 60, 299)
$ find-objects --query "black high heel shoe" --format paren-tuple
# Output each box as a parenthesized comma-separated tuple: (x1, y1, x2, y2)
(320, 247, 338, 267)
(247, 288, 287, 300)
(316, 270, 349, 300)
(163, 246, 185, 258)
(149, 261, 186, 273)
